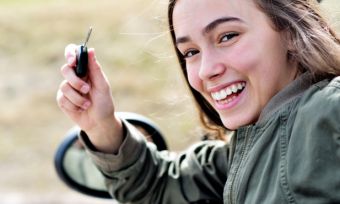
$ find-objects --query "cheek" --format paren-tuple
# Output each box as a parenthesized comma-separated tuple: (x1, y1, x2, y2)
(186, 66, 202, 92)
(226, 39, 260, 73)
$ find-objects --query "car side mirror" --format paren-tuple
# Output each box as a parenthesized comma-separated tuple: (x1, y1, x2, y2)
(54, 112, 167, 199)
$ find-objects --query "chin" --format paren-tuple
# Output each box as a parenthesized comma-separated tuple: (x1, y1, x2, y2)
(221, 115, 257, 130)
(222, 119, 240, 131)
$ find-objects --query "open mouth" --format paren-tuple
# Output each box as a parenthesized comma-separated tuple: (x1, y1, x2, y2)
(211, 82, 246, 105)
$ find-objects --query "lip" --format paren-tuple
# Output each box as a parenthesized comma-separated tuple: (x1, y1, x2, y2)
(208, 80, 246, 110)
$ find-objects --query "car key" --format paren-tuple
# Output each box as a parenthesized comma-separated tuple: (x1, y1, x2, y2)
(76, 27, 93, 78)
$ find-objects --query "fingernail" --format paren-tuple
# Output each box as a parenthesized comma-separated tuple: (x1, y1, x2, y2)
(81, 85, 90, 94)
(82, 101, 91, 110)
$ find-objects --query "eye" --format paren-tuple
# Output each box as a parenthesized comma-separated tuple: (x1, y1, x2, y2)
(182, 49, 200, 59)
(219, 32, 239, 43)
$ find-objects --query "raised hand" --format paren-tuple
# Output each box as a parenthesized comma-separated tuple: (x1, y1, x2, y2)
(56, 44, 123, 153)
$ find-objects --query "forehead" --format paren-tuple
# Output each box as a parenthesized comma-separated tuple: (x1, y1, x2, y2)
(172, 0, 261, 35)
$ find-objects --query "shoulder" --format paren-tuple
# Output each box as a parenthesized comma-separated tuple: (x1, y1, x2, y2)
(286, 76, 340, 203)
(288, 76, 340, 162)
(297, 76, 340, 124)
(290, 76, 340, 140)
(301, 76, 340, 102)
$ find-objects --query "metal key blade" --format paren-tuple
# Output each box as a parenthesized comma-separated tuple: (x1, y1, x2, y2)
(83, 27, 93, 48)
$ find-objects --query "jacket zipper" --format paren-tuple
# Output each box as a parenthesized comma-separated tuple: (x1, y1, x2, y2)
(228, 127, 250, 204)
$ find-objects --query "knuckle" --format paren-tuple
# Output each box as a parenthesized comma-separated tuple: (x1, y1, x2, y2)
(58, 96, 78, 112)
(60, 64, 69, 75)
(59, 81, 69, 93)
(57, 95, 67, 108)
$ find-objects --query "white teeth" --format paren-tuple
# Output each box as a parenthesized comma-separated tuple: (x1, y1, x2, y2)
(211, 82, 246, 101)
(231, 85, 238, 93)
(220, 90, 227, 99)
(226, 88, 232, 95)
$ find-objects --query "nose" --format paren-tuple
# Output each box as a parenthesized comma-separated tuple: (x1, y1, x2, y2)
(198, 50, 227, 81)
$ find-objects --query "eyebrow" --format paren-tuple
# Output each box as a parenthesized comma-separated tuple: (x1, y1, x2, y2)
(176, 17, 242, 45)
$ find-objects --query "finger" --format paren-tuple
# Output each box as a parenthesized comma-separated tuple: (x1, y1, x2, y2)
(64, 44, 77, 67)
(59, 80, 91, 110)
(56, 89, 82, 113)
(60, 64, 90, 94)
(87, 48, 110, 90)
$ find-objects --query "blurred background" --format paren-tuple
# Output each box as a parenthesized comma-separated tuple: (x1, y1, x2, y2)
(0, 0, 338, 203)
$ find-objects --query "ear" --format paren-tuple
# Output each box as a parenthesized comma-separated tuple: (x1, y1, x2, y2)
(282, 30, 295, 52)
(281, 30, 298, 63)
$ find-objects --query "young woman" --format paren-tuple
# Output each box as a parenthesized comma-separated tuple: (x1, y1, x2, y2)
(57, 0, 340, 203)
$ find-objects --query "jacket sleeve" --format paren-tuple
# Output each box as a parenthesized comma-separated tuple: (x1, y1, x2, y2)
(288, 77, 340, 204)
(80, 121, 229, 204)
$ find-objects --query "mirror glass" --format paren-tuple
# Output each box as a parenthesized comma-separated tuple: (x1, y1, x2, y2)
(63, 139, 107, 191)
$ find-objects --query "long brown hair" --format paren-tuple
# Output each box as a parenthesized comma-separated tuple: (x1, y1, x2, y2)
(168, 0, 340, 137)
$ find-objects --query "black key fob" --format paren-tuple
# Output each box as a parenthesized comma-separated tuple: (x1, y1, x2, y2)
(75, 27, 92, 78)
(76, 45, 88, 78)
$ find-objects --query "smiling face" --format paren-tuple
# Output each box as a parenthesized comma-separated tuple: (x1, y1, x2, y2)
(173, 0, 299, 130)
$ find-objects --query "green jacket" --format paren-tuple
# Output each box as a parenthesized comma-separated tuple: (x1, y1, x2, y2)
(82, 73, 340, 204)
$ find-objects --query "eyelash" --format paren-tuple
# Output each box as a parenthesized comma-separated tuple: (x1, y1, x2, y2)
(219, 32, 239, 43)
(181, 32, 239, 59)
(182, 49, 199, 59)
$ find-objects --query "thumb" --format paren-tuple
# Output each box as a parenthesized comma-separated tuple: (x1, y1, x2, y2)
(87, 48, 110, 89)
